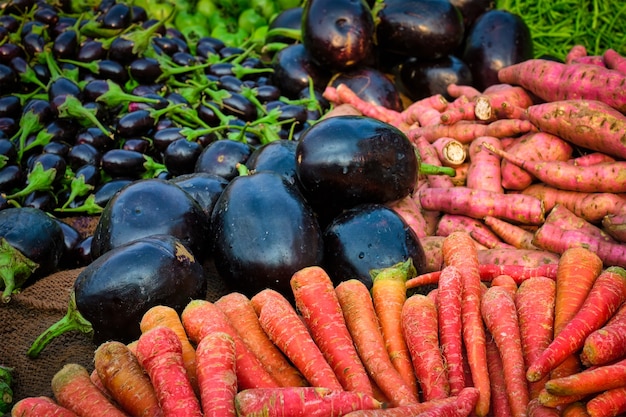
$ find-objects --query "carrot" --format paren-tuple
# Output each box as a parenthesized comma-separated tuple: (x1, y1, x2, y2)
(214, 292, 308, 388)
(11, 396, 79, 417)
(252, 289, 343, 391)
(523, 99, 626, 160)
(234, 387, 384, 417)
(93, 341, 162, 417)
(451, 162, 469, 186)
(388, 195, 429, 239)
(436, 214, 511, 249)
(335, 279, 419, 406)
(483, 215, 538, 250)
(545, 359, 626, 397)
(51, 363, 128, 417)
(515, 277, 556, 400)
(401, 94, 449, 127)
(181, 299, 280, 390)
(418, 235, 446, 273)
(477, 248, 559, 268)
(413, 135, 456, 188)
(527, 398, 561, 417)
(418, 186, 545, 225)
(603, 48, 626, 74)
(527, 266, 626, 383)
(542, 204, 617, 244)
(407, 118, 536, 144)
(90, 368, 112, 400)
(497, 59, 626, 113)
(290, 266, 373, 395)
(195, 331, 237, 417)
(447, 83, 481, 100)
(490, 274, 518, 295)
(602, 212, 626, 243)
(581, 304, 626, 366)
(536, 388, 586, 409)
(402, 294, 449, 401)
(135, 326, 202, 417)
(466, 136, 503, 192)
(370, 260, 419, 398)
(565, 45, 589, 63)
(436, 265, 465, 396)
(585, 386, 626, 417)
(431, 137, 467, 167)
(562, 402, 591, 417)
(323, 84, 401, 126)
(485, 334, 512, 417)
(139, 305, 197, 393)
(481, 285, 529, 417)
(568, 152, 616, 166)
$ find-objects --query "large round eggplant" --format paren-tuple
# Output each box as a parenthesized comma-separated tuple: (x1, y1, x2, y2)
(211, 171, 323, 301)
(0, 207, 64, 302)
(27, 234, 208, 355)
(295, 115, 418, 223)
(271, 43, 332, 99)
(396, 55, 473, 101)
(462, 9, 533, 91)
(302, 0, 375, 71)
(91, 178, 211, 263)
(323, 203, 426, 289)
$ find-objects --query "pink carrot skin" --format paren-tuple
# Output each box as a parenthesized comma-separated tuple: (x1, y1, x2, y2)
(290, 266, 373, 395)
(401, 94, 449, 127)
(485, 335, 513, 417)
(481, 286, 530, 417)
(214, 292, 308, 388)
(565, 45, 588, 63)
(603, 48, 626, 74)
(402, 294, 450, 401)
(568, 152, 617, 166)
(253, 290, 343, 391)
(388, 196, 429, 239)
(436, 214, 511, 249)
(483, 215, 538, 250)
(473, 85, 535, 121)
(515, 277, 556, 400)
(324, 84, 401, 125)
(542, 204, 617, 244)
(602, 212, 626, 243)
(418, 235, 446, 273)
(524, 99, 626, 160)
(527, 266, 626, 383)
(136, 326, 203, 417)
(439, 101, 478, 125)
(527, 398, 561, 417)
(585, 386, 626, 417)
(447, 83, 481, 100)
(436, 265, 466, 396)
(407, 118, 536, 144)
(51, 363, 128, 417)
(500, 132, 573, 191)
(545, 358, 626, 397)
(431, 136, 467, 167)
(234, 387, 384, 417)
(490, 274, 518, 295)
(581, 304, 626, 366)
(570, 56, 606, 66)
(418, 186, 545, 225)
(181, 299, 281, 390)
(466, 136, 504, 193)
(11, 396, 79, 417)
(413, 135, 456, 188)
(476, 248, 560, 268)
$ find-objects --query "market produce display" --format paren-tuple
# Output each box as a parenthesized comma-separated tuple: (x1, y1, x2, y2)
(2, 0, 626, 415)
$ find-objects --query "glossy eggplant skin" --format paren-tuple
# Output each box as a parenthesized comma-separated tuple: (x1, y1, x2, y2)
(91, 178, 211, 263)
(462, 9, 533, 91)
(211, 171, 323, 301)
(302, 0, 375, 71)
(74, 234, 207, 344)
(323, 203, 427, 289)
(330, 66, 403, 112)
(397, 55, 473, 101)
(246, 139, 299, 185)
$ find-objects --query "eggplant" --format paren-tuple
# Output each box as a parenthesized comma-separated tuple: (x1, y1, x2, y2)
(330, 66, 403, 112)
(170, 172, 229, 217)
(295, 115, 418, 223)
(322, 203, 427, 289)
(396, 55, 473, 101)
(0, 207, 64, 302)
(246, 139, 299, 185)
(194, 139, 253, 181)
(91, 178, 211, 263)
(462, 9, 533, 91)
(270, 43, 332, 99)
(27, 234, 208, 356)
(211, 171, 323, 301)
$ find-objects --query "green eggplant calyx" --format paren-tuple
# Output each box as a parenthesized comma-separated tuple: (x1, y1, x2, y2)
(0, 238, 39, 303)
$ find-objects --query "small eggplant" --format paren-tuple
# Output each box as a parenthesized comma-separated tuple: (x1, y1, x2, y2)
(194, 139, 253, 181)
(397, 55, 473, 101)
(170, 172, 229, 217)
(27, 234, 208, 356)
(271, 43, 331, 99)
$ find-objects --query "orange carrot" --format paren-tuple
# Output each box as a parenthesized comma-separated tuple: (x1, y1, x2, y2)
(11, 396, 79, 417)
(585, 386, 626, 417)
(195, 331, 237, 417)
(581, 303, 626, 366)
(89, 368, 113, 400)
(527, 266, 626, 383)
(94, 341, 162, 417)
(181, 299, 280, 390)
(436, 214, 511, 249)
(536, 388, 586, 409)
(140, 305, 197, 394)
(485, 334, 512, 417)
(51, 363, 128, 417)
(252, 289, 343, 391)
(135, 326, 202, 417)
(402, 294, 449, 401)
(527, 397, 561, 417)
(514, 276, 556, 400)
(436, 265, 465, 396)
(483, 215, 538, 250)
(234, 387, 384, 417)
(481, 285, 529, 417)
(335, 279, 419, 406)
(490, 274, 518, 295)
(562, 402, 591, 417)
(370, 260, 419, 398)
(550, 247, 603, 380)
(545, 358, 626, 397)
(290, 266, 373, 395)
(442, 231, 490, 416)
(214, 292, 308, 388)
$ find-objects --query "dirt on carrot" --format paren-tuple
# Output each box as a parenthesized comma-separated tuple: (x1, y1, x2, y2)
(10, 396, 79, 417)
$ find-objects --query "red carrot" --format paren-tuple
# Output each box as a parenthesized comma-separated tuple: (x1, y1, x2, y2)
(195, 331, 237, 417)
(447, 83, 481, 100)
(324, 84, 401, 125)
(51, 363, 128, 417)
(476, 248, 560, 268)
(603, 48, 626, 74)
(568, 152, 616, 166)
(490, 274, 518, 296)
(291, 266, 373, 395)
(436, 214, 510, 249)
(401, 94, 449, 127)
(581, 304, 626, 366)
(335, 279, 419, 406)
(545, 204, 617, 244)
(466, 136, 503, 193)
(602, 212, 626, 243)
(234, 387, 384, 417)
(483, 215, 538, 250)
(407, 119, 536, 144)
(94, 340, 163, 417)
(11, 396, 79, 417)
(413, 135, 456, 188)
(565, 45, 589, 63)
(536, 388, 586, 409)
(431, 136, 467, 167)
(527, 398, 561, 417)
(253, 289, 343, 391)
(545, 358, 626, 397)
(515, 277, 556, 400)
(527, 266, 626, 382)
(562, 402, 592, 417)
(135, 326, 202, 417)
(585, 386, 626, 417)
(418, 235, 446, 273)
(388, 195, 429, 239)
(481, 285, 529, 417)
(485, 334, 512, 417)
(418, 186, 545, 224)
(181, 299, 280, 390)
(214, 292, 308, 388)
(436, 265, 465, 396)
